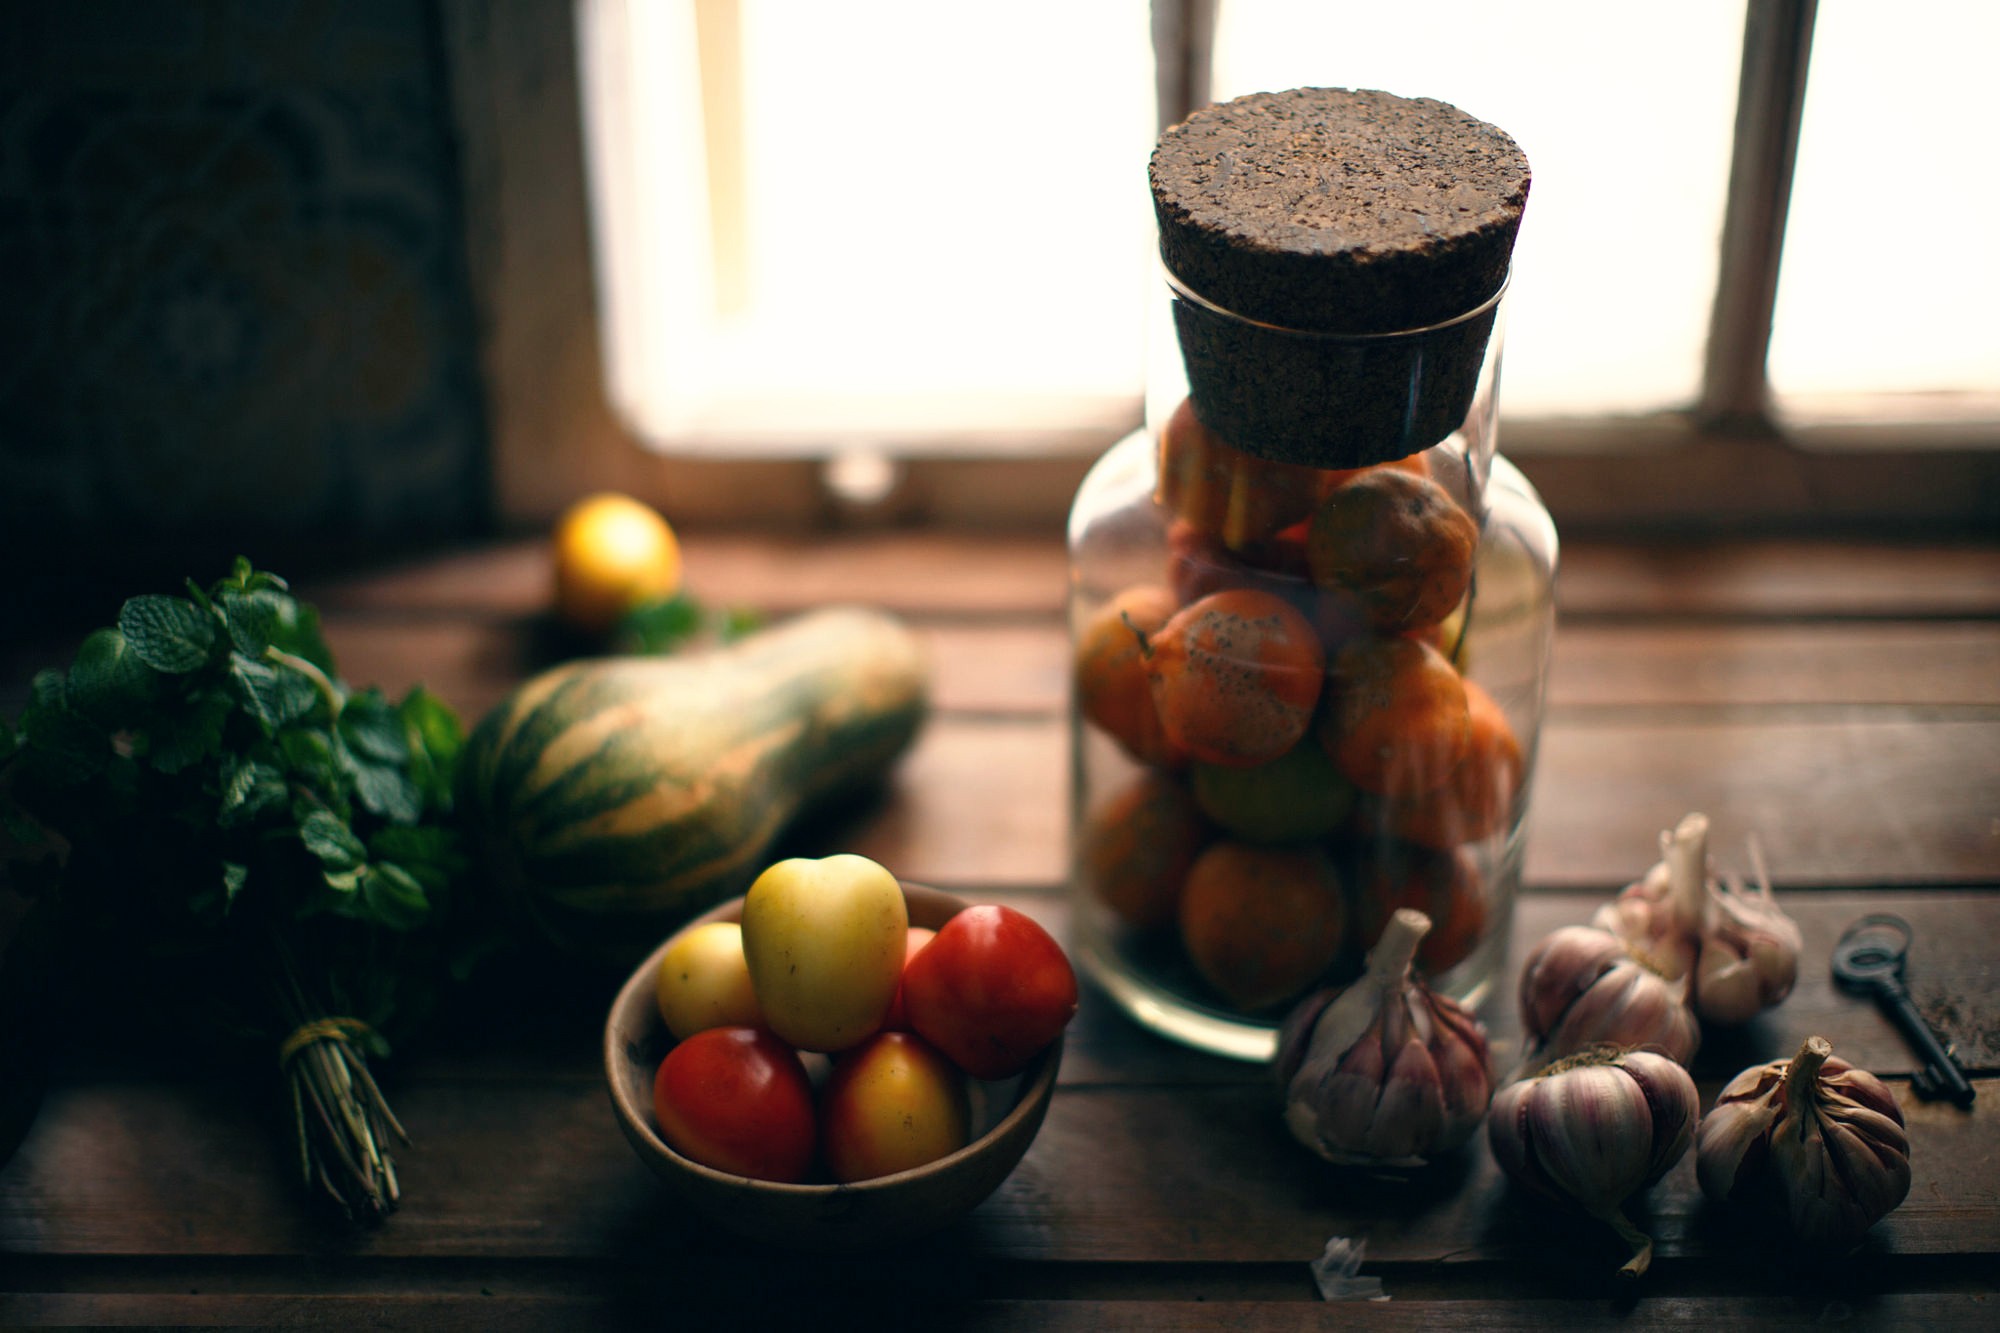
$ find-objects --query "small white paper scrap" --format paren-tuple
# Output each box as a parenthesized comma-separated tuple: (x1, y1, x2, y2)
(1311, 1236, 1387, 1302)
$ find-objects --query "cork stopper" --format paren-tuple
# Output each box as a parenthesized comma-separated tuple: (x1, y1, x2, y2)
(1149, 88, 1531, 467)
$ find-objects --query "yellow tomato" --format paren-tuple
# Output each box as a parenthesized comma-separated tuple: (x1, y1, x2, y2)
(740, 854, 908, 1053)
(820, 1031, 971, 1182)
(654, 921, 762, 1040)
(551, 492, 683, 634)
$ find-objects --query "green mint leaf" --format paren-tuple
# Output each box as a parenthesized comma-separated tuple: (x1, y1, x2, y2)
(261, 593, 334, 672)
(221, 861, 248, 908)
(216, 753, 289, 828)
(141, 690, 232, 774)
(614, 592, 706, 655)
(229, 652, 321, 732)
(118, 595, 217, 674)
(359, 861, 430, 931)
(321, 865, 363, 895)
(398, 688, 463, 813)
(298, 809, 367, 871)
(278, 726, 334, 778)
(718, 605, 765, 643)
(18, 670, 107, 785)
(1, 790, 45, 847)
(217, 586, 287, 657)
(367, 824, 464, 891)
(339, 691, 409, 764)
(67, 627, 159, 727)
(341, 742, 421, 824)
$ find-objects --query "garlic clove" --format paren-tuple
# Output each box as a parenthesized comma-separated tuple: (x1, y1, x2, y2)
(1690, 839, 1803, 1026)
(1591, 813, 1709, 980)
(1369, 1036, 1446, 1161)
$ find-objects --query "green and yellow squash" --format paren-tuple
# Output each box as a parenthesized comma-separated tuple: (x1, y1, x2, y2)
(462, 606, 928, 961)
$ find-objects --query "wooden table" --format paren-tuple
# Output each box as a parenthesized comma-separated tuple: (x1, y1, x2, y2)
(3, 531, 1997, 1329)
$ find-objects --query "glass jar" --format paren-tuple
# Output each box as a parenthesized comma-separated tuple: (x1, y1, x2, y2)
(1067, 273, 1557, 1062)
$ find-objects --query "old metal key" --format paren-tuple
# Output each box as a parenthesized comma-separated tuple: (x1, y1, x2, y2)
(1831, 913, 1975, 1107)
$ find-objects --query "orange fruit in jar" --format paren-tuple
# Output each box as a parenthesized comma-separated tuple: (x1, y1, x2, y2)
(1351, 843, 1488, 976)
(1140, 589, 1325, 769)
(1164, 518, 1316, 611)
(1305, 468, 1477, 633)
(1178, 842, 1346, 1011)
(1318, 451, 1432, 491)
(1320, 636, 1472, 800)
(1075, 584, 1186, 768)
(1156, 398, 1325, 551)
(1079, 771, 1209, 930)
(1380, 678, 1523, 849)
(1189, 740, 1355, 843)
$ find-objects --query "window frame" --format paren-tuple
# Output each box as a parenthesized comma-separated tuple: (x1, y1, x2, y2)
(441, 0, 2000, 536)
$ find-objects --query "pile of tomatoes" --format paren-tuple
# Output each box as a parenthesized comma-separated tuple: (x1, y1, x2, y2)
(649, 853, 1078, 1184)
(1075, 399, 1524, 1015)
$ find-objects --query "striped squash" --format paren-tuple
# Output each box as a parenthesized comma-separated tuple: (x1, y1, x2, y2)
(462, 606, 928, 961)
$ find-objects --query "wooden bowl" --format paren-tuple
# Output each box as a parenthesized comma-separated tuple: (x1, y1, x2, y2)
(604, 883, 1063, 1249)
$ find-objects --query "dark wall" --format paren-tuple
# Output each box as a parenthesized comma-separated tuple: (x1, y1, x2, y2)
(0, 1, 492, 600)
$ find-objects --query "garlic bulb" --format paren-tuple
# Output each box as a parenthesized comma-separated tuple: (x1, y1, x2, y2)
(1696, 1036, 1912, 1253)
(1518, 925, 1700, 1067)
(1593, 813, 1802, 1026)
(1275, 908, 1492, 1168)
(1488, 1046, 1701, 1278)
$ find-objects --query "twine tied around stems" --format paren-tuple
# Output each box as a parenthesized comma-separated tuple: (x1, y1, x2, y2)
(276, 1006, 409, 1223)
(278, 1016, 378, 1067)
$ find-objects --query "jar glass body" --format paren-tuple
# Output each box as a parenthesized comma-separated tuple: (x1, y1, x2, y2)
(1066, 280, 1557, 1061)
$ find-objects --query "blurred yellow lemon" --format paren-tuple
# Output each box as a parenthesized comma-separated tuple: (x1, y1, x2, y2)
(552, 492, 683, 634)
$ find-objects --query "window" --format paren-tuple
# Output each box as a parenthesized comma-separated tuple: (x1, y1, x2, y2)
(445, 2, 2000, 528)
(579, 0, 1156, 458)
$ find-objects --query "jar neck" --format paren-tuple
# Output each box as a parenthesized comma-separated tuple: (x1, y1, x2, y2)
(1144, 269, 1508, 484)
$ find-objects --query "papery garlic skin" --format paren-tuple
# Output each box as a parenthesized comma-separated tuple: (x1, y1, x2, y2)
(1689, 846, 1803, 1026)
(1696, 1036, 1911, 1253)
(1593, 813, 1803, 1027)
(1487, 1046, 1700, 1278)
(1591, 813, 1708, 980)
(1519, 925, 1700, 1067)
(1276, 908, 1492, 1168)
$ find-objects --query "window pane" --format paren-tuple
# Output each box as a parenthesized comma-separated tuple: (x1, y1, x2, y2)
(580, 0, 1156, 454)
(1211, 1, 1746, 418)
(1769, 1, 2000, 403)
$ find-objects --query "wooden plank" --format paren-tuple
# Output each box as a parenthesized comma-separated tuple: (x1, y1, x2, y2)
(299, 536, 2000, 627)
(1, 1290, 1992, 1332)
(1550, 622, 2000, 708)
(1554, 540, 2000, 621)
(826, 715, 2000, 893)
(1525, 717, 2000, 887)
(7, 1072, 1984, 1264)
(303, 533, 1071, 620)
(841, 720, 1070, 891)
(0, 1292, 613, 1332)
(5, 885, 1991, 1262)
(26, 599, 1998, 751)
(5, 1070, 1990, 1266)
(1058, 891, 2000, 1084)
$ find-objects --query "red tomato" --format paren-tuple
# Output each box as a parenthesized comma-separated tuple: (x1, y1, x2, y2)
(902, 905, 1079, 1079)
(652, 1026, 816, 1183)
(820, 1031, 971, 1183)
(878, 926, 937, 1032)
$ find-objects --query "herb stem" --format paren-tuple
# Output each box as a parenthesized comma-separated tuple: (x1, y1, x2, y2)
(264, 647, 346, 719)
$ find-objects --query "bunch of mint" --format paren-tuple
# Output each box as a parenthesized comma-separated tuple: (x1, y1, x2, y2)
(1, 558, 469, 1045)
